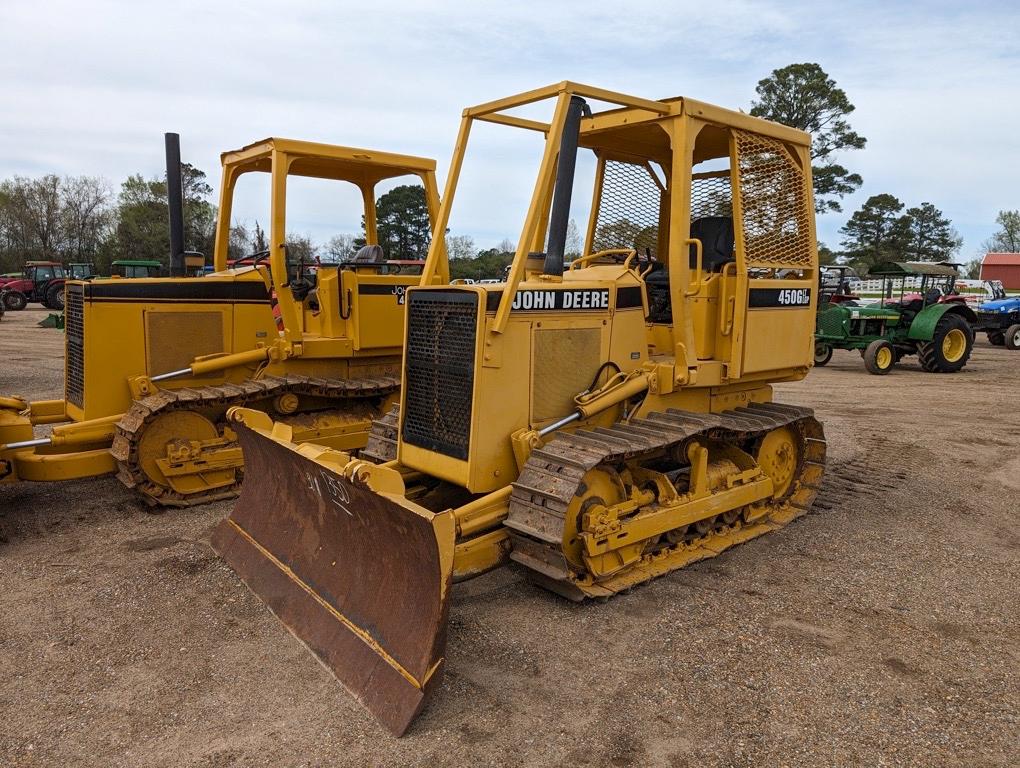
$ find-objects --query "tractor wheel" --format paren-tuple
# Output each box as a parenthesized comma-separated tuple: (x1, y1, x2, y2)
(3, 291, 27, 311)
(813, 342, 832, 367)
(918, 313, 973, 372)
(863, 340, 895, 375)
(46, 284, 65, 311)
(987, 330, 1005, 346)
(1005, 324, 1020, 351)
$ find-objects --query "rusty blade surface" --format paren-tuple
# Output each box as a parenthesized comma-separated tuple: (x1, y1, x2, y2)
(212, 422, 455, 736)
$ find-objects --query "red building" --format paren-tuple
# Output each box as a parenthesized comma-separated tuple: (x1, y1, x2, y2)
(981, 252, 1020, 290)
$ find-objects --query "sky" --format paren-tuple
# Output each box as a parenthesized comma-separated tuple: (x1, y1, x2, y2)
(2, 0, 1018, 260)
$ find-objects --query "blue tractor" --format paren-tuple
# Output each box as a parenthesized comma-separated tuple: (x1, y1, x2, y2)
(975, 288, 1020, 349)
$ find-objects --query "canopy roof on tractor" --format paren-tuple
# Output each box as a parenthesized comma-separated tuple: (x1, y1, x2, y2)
(111, 259, 161, 268)
(868, 261, 960, 278)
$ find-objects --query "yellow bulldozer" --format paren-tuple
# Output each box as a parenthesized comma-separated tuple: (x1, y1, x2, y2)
(0, 136, 448, 506)
(213, 82, 828, 734)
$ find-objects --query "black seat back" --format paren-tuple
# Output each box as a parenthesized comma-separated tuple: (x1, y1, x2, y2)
(689, 216, 735, 272)
(353, 244, 385, 264)
(642, 216, 735, 324)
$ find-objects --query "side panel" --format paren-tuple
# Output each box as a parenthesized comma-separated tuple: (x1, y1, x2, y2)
(347, 272, 421, 352)
(741, 280, 815, 374)
(65, 276, 274, 422)
(144, 310, 226, 374)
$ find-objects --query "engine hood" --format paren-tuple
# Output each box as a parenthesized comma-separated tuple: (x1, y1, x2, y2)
(978, 298, 1020, 312)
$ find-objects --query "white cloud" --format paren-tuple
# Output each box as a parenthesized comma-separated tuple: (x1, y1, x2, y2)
(1, 0, 1017, 254)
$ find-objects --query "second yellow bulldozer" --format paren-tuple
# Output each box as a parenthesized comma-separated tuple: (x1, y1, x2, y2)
(214, 82, 828, 734)
(0, 136, 448, 506)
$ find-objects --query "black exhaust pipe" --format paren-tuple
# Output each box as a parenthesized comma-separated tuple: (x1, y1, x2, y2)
(165, 132, 186, 278)
(543, 96, 588, 276)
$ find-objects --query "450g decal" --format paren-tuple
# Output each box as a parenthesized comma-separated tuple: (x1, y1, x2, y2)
(748, 287, 813, 309)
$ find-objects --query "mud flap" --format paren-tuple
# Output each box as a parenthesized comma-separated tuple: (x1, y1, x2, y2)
(212, 421, 456, 735)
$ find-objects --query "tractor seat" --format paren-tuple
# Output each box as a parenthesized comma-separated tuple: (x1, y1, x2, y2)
(688, 216, 735, 272)
(353, 244, 386, 264)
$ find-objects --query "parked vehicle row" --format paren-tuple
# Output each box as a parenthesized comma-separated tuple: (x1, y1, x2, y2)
(0, 260, 162, 311)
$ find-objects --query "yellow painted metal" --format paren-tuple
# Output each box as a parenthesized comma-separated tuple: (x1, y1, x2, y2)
(452, 528, 512, 581)
(755, 426, 799, 498)
(13, 448, 116, 482)
(27, 399, 65, 424)
(2, 137, 447, 491)
(138, 410, 220, 487)
(391, 79, 817, 575)
(224, 82, 826, 734)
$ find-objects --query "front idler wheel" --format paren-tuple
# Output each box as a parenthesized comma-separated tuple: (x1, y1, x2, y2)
(863, 339, 895, 375)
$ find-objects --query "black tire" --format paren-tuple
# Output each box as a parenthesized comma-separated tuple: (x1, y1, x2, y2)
(863, 339, 895, 375)
(813, 342, 833, 367)
(3, 291, 28, 311)
(918, 313, 973, 372)
(987, 330, 1005, 346)
(46, 283, 65, 311)
(1005, 324, 1020, 351)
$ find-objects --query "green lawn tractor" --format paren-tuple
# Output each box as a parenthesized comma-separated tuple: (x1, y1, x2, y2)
(814, 261, 977, 375)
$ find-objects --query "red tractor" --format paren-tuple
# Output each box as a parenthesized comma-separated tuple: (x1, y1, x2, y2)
(0, 261, 70, 311)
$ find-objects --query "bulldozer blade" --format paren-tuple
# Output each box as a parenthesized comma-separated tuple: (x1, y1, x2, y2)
(211, 421, 456, 736)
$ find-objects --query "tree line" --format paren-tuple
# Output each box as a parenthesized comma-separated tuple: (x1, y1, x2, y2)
(2, 63, 1016, 280)
(0, 167, 439, 275)
(749, 63, 1018, 278)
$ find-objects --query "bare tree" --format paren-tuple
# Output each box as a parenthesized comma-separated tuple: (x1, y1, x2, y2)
(497, 237, 516, 254)
(0, 175, 65, 261)
(324, 233, 357, 262)
(228, 222, 251, 261)
(446, 234, 476, 260)
(983, 210, 1020, 253)
(565, 218, 581, 258)
(61, 176, 113, 262)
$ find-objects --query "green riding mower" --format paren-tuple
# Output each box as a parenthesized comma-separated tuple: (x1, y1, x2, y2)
(814, 262, 976, 375)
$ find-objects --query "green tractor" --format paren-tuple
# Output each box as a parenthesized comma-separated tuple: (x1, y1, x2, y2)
(815, 262, 977, 375)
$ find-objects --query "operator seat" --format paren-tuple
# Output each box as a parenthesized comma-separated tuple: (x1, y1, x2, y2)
(688, 216, 735, 272)
(353, 244, 386, 264)
(645, 216, 735, 323)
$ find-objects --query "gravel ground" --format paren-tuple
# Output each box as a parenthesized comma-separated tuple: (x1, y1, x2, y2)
(1, 305, 1017, 767)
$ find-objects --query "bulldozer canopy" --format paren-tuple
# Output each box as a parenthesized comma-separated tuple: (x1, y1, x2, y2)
(221, 137, 437, 186)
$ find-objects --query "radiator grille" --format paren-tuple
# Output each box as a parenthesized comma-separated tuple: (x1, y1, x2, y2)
(65, 283, 85, 408)
(815, 306, 847, 338)
(402, 290, 478, 460)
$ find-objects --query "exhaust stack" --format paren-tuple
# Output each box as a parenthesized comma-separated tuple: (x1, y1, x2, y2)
(543, 96, 588, 276)
(165, 132, 186, 277)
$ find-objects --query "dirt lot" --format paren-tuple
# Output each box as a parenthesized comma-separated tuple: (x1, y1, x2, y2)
(1, 305, 1017, 767)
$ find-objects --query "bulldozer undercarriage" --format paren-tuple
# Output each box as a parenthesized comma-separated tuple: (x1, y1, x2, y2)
(506, 403, 826, 600)
(112, 374, 399, 507)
